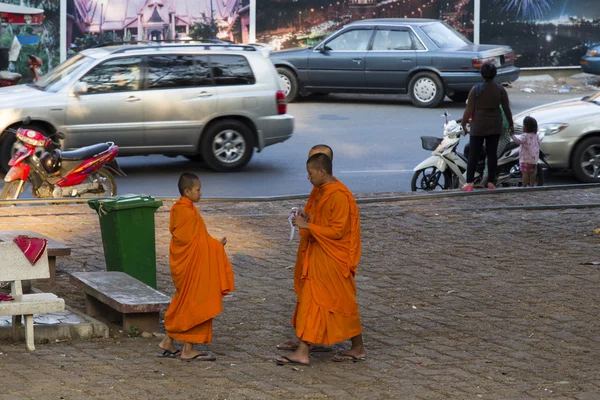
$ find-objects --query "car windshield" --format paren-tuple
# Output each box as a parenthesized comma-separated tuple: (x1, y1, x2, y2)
(421, 22, 471, 49)
(32, 54, 95, 93)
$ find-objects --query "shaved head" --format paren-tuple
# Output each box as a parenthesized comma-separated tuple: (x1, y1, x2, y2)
(178, 173, 200, 196)
(306, 152, 333, 175)
(309, 144, 333, 160)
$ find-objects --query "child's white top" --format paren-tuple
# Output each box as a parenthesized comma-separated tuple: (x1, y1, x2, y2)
(516, 132, 541, 165)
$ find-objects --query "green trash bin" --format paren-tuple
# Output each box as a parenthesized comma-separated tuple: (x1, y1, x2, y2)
(88, 195, 163, 288)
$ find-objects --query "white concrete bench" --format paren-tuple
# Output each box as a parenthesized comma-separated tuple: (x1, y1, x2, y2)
(0, 241, 65, 350)
(70, 272, 171, 334)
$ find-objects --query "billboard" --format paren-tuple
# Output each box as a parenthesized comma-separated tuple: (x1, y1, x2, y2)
(481, 0, 600, 68)
(0, 0, 59, 83)
(254, 0, 474, 50)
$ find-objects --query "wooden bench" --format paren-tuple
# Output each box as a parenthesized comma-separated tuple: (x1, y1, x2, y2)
(0, 230, 72, 284)
(70, 272, 171, 334)
(0, 242, 65, 351)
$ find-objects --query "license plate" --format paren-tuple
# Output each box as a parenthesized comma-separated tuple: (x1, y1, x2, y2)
(495, 56, 502, 66)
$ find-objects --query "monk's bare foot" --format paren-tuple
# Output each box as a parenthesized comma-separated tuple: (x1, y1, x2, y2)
(158, 335, 178, 354)
(331, 346, 367, 363)
(276, 338, 332, 352)
(275, 352, 310, 366)
(180, 351, 216, 361)
(276, 338, 301, 351)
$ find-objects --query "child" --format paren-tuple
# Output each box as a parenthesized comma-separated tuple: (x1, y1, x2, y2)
(158, 173, 235, 361)
(511, 116, 541, 187)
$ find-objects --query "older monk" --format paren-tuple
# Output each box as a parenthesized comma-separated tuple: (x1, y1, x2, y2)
(277, 153, 366, 366)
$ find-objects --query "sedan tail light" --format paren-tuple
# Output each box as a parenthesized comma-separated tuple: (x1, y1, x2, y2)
(471, 56, 495, 69)
(276, 90, 287, 115)
(504, 52, 516, 64)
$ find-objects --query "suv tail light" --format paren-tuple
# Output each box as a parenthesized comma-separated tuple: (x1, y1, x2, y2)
(276, 91, 287, 115)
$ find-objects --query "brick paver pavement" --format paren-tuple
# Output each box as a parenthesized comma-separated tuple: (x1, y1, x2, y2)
(1, 187, 599, 400)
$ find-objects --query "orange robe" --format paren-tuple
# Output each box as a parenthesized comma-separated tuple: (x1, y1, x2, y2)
(293, 180, 362, 345)
(164, 197, 235, 343)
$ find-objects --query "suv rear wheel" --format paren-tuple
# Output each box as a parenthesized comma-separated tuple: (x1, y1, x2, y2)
(201, 120, 254, 172)
(277, 67, 299, 103)
(408, 72, 445, 108)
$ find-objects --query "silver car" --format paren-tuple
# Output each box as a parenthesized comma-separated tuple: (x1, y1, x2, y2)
(0, 43, 294, 172)
(514, 91, 600, 183)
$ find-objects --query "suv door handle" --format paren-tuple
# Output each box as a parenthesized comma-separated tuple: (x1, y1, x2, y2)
(352, 59, 362, 64)
(125, 96, 141, 102)
(197, 91, 213, 98)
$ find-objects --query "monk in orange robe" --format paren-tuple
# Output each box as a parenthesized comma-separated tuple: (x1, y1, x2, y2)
(277, 153, 366, 366)
(159, 173, 235, 361)
(277, 144, 341, 353)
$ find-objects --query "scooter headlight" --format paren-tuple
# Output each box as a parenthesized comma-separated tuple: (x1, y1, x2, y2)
(538, 123, 568, 136)
(16, 129, 46, 147)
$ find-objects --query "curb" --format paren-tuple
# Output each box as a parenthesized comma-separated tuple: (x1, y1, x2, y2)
(1, 183, 600, 207)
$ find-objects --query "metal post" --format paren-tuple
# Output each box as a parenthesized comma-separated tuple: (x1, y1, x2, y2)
(60, 0, 67, 61)
(474, 0, 480, 45)
(100, 3, 104, 38)
(249, 0, 256, 43)
(210, 0, 214, 39)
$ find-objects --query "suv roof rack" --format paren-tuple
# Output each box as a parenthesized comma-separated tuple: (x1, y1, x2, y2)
(90, 39, 264, 54)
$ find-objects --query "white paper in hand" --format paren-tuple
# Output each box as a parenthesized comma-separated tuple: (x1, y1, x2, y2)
(288, 207, 299, 241)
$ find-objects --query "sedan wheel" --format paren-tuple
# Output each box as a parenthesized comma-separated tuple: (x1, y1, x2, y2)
(276, 67, 299, 103)
(408, 72, 445, 108)
(572, 137, 600, 183)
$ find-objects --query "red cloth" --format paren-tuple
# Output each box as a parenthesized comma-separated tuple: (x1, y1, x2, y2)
(0, 294, 14, 301)
(12, 235, 48, 265)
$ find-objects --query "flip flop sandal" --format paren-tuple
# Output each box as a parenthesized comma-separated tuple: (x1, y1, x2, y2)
(276, 356, 310, 367)
(331, 353, 366, 363)
(157, 349, 181, 358)
(181, 352, 216, 362)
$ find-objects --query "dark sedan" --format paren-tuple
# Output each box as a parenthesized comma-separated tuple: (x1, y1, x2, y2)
(270, 18, 520, 108)
(581, 45, 600, 75)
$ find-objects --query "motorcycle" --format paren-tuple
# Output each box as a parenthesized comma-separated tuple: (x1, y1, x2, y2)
(0, 70, 22, 87)
(0, 117, 125, 200)
(411, 111, 548, 191)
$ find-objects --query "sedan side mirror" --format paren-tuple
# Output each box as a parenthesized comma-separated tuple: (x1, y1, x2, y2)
(73, 82, 89, 97)
(319, 45, 331, 53)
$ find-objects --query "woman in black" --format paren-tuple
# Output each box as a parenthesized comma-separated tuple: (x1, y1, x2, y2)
(461, 63, 514, 191)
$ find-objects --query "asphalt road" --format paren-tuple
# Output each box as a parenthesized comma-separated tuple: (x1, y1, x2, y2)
(2, 90, 586, 199)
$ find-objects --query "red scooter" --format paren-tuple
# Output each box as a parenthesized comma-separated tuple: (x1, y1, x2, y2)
(0, 70, 21, 87)
(1, 117, 125, 200)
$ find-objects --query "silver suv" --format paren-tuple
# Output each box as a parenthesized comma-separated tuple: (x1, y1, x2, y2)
(0, 42, 294, 172)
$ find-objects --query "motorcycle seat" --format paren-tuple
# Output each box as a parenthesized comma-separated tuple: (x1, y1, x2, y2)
(61, 143, 110, 161)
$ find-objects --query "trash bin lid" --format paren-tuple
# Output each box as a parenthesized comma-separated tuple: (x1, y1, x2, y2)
(88, 194, 163, 213)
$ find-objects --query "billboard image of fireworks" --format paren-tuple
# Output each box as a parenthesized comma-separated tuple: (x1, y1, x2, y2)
(255, 0, 474, 50)
(482, 0, 600, 67)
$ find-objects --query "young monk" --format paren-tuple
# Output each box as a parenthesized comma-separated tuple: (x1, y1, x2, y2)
(277, 144, 336, 354)
(158, 173, 235, 361)
(276, 153, 366, 366)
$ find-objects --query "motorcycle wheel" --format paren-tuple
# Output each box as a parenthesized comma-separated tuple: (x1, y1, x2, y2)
(411, 167, 452, 191)
(86, 168, 117, 197)
(0, 180, 24, 201)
